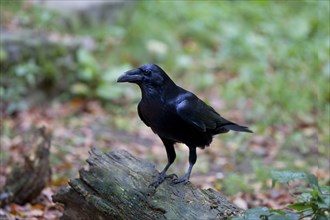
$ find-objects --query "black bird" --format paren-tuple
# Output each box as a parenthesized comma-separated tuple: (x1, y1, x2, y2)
(117, 64, 252, 188)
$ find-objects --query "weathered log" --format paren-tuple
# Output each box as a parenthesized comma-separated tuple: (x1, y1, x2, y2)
(0, 126, 51, 207)
(53, 148, 243, 220)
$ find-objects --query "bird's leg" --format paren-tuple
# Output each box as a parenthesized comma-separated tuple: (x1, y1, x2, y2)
(173, 146, 196, 184)
(149, 139, 177, 188)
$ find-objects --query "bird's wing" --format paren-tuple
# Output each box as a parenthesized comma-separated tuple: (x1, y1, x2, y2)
(138, 104, 150, 127)
(176, 94, 220, 132)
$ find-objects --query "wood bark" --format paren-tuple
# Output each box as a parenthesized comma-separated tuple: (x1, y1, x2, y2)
(0, 126, 51, 207)
(53, 148, 243, 220)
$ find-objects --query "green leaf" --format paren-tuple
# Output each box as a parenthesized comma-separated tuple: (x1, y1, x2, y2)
(231, 217, 244, 220)
(269, 215, 298, 220)
(288, 202, 311, 211)
(102, 64, 132, 82)
(269, 209, 286, 215)
(77, 48, 97, 66)
(282, 213, 300, 220)
(96, 83, 125, 100)
(297, 192, 313, 203)
(0, 47, 8, 61)
(79, 68, 95, 81)
(320, 185, 330, 194)
(271, 170, 320, 190)
(237, 207, 301, 220)
(318, 194, 330, 210)
(269, 209, 300, 220)
(70, 83, 90, 95)
(306, 175, 320, 191)
(243, 207, 272, 219)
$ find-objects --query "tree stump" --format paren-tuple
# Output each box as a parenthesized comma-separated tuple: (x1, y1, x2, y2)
(0, 126, 51, 207)
(53, 148, 243, 220)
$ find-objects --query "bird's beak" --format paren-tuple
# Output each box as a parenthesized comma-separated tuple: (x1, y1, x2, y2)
(117, 68, 142, 83)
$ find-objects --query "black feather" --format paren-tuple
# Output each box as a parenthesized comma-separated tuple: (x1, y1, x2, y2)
(222, 124, 253, 133)
(117, 64, 252, 188)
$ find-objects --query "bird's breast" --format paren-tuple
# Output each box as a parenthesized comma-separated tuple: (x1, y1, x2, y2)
(139, 98, 176, 130)
(139, 98, 172, 126)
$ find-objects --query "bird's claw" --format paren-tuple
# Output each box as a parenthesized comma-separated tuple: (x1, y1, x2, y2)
(172, 175, 190, 184)
(165, 173, 178, 179)
(149, 173, 178, 188)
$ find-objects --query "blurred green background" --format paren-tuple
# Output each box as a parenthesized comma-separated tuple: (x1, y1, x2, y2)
(1, 0, 329, 197)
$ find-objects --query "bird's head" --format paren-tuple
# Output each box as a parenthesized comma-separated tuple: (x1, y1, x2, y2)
(117, 64, 173, 88)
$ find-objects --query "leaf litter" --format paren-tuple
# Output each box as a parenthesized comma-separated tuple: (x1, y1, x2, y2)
(0, 100, 328, 219)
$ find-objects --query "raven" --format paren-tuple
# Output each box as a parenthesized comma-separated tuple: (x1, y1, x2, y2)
(117, 64, 252, 188)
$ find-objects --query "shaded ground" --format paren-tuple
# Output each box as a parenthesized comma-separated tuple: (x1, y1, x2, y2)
(0, 100, 328, 219)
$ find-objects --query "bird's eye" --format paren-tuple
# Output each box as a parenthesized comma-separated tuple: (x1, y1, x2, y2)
(144, 70, 152, 76)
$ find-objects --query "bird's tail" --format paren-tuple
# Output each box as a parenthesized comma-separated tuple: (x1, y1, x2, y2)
(222, 123, 252, 133)
(214, 119, 253, 134)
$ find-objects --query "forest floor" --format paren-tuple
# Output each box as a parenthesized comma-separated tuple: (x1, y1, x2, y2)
(1, 100, 328, 219)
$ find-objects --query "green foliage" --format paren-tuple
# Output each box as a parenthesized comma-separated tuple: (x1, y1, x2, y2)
(71, 48, 133, 101)
(271, 170, 329, 220)
(271, 170, 320, 190)
(233, 207, 299, 220)
(0, 37, 130, 113)
(1, 1, 329, 126)
(0, 1, 61, 31)
(233, 170, 330, 220)
(0, 36, 78, 113)
(102, 0, 329, 132)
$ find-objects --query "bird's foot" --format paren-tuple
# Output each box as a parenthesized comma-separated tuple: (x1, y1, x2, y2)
(149, 173, 177, 188)
(172, 175, 190, 184)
